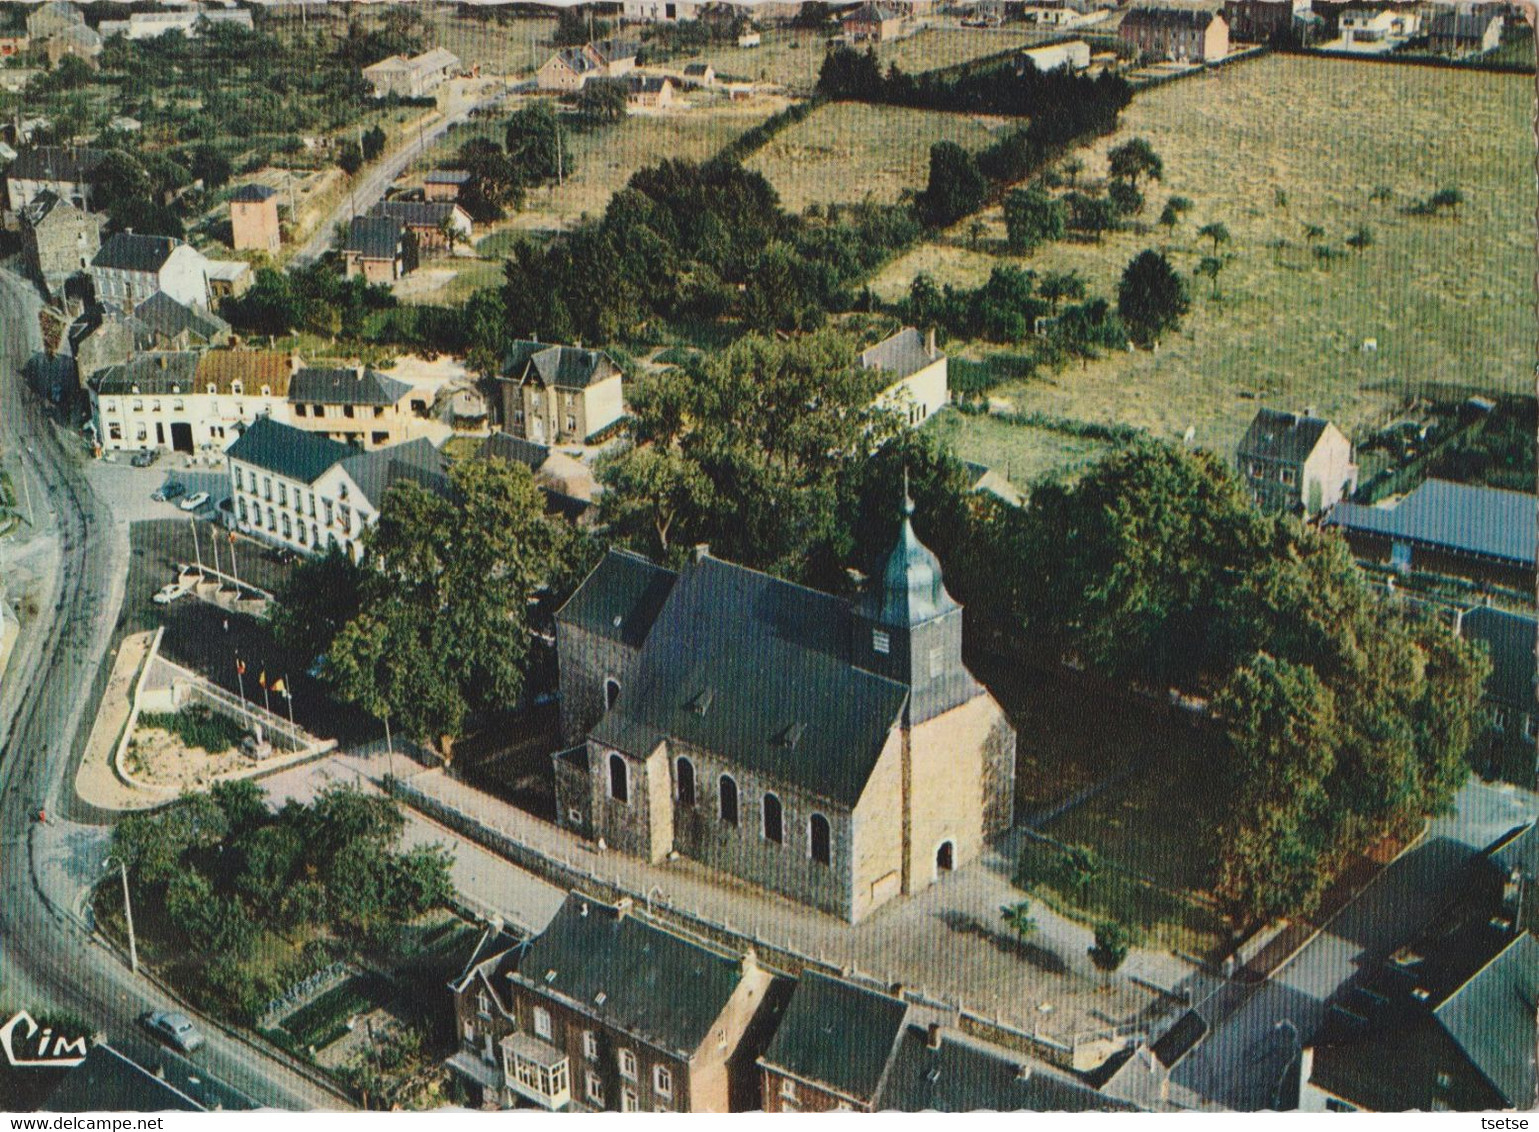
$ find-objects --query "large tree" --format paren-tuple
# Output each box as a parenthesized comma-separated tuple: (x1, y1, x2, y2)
(918, 140, 987, 229)
(1003, 185, 1065, 253)
(504, 99, 563, 185)
(1116, 249, 1189, 347)
(1107, 137, 1163, 189)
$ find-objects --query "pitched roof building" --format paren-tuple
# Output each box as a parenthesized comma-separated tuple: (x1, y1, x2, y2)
(343, 215, 415, 283)
(18, 187, 100, 299)
(552, 490, 1016, 922)
(1459, 606, 1538, 787)
(861, 326, 948, 427)
(5, 145, 109, 212)
(1237, 407, 1357, 516)
(89, 231, 212, 310)
(496, 340, 626, 445)
(362, 46, 460, 97)
(1426, 3, 1502, 55)
(1119, 5, 1230, 62)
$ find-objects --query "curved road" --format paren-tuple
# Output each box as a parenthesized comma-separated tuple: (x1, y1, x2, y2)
(0, 268, 343, 1111)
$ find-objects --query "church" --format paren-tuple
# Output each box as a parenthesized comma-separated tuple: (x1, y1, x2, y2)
(551, 496, 1016, 922)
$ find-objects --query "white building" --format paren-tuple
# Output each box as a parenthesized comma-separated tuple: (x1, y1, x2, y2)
(88, 351, 292, 454)
(1018, 39, 1091, 71)
(97, 9, 253, 39)
(226, 416, 449, 561)
(860, 326, 949, 427)
(1330, 7, 1419, 51)
(622, 0, 704, 21)
(89, 232, 212, 310)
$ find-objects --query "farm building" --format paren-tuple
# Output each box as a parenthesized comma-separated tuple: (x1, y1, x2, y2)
(1017, 39, 1091, 71)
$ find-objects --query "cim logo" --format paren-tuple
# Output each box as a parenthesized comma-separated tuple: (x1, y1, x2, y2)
(0, 1011, 89, 1069)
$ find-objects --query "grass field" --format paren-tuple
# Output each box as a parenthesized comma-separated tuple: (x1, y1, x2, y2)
(877, 55, 1534, 474)
(924, 408, 1109, 486)
(746, 101, 1005, 211)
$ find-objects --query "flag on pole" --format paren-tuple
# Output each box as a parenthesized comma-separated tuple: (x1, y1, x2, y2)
(272, 677, 288, 697)
(258, 671, 267, 689)
(236, 658, 246, 676)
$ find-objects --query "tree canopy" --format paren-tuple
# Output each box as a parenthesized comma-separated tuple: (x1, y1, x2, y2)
(1116, 249, 1189, 347)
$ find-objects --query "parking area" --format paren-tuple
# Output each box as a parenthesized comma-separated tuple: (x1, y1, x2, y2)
(85, 451, 231, 525)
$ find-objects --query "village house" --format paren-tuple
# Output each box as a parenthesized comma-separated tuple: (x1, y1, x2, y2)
(19, 188, 100, 300)
(681, 61, 716, 87)
(1236, 407, 1357, 516)
(622, 0, 705, 21)
(361, 47, 460, 98)
(1425, 3, 1502, 54)
(368, 199, 473, 253)
(342, 216, 416, 283)
(478, 432, 601, 523)
(87, 349, 290, 454)
(287, 363, 423, 449)
(1222, 0, 1311, 41)
(89, 232, 213, 311)
(119, 291, 232, 353)
(861, 326, 949, 427)
(25, 1, 81, 40)
(204, 259, 252, 304)
(1330, 6, 1419, 50)
(551, 489, 1016, 923)
(423, 169, 471, 203)
(0, 33, 29, 57)
(539, 47, 603, 91)
(843, 3, 906, 41)
(626, 75, 676, 109)
(1458, 605, 1538, 788)
(1324, 478, 1535, 591)
(228, 183, 281, 254)
(97, 9, 253, 39)
(4, 145, 109, 213)
(759, 970, 1138, 1112)
(448, 893, 780, 1112)
(1118, 5, 1230, 62)
(225, 416, 448, 561)
(496, 340, 626, 446)
(39, 20, 101, 66)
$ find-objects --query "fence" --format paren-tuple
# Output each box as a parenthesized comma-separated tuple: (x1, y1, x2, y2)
(388, 777, 1145, 1062)
(258, 960, 357, 1031)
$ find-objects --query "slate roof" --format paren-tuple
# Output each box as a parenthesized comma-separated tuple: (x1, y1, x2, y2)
(627, 75, 672, 94)
(1237, 407, 1336, 464)
(133, 290, 229, 343)
(370, 199, 464, 228)
(289, 365, 411, 407)
(1427, 6, 1499, 39)
(844, 3, 901, 21)
(555, 548, 677, 649)
(760, 971, 910, 1104)
(683, 62, 712, 75)
(413, 46, 460, 71)
(1461, 606, 1537, 710)
(8, 145, 108, 184)
(860, 326, 942, 382)
(502, 340, 621, 391)
(344, 215, 402, 261)
(92, 231, 182, 273)
(1325, 479, 1537, 568)
(40, 1045, 208, 1113)
(339, 438, 450, 509)
(225, 416, 353, 484)
(591, 555, 910, 805)
(479, 430, 551, 472)
(512, 893, 750, 1056)
(89, 352, 200, 396)
(590, 37, 639, 63)
(228, 182, 279, 204)
(425, 169, 471, 185)
(1123, 4, 1220, 27)
(553, 46, 602, 73)
(880, 1026, 1139, 1113)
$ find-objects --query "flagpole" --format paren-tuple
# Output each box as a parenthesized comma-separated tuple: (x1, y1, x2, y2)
(191, 518, 203, 580)
(229, 533, 241, 594)
(262, 678, 271, 716)
(211, 524, 222, 582)
(284, 675, 295, 732)
(235, 658, 249, 723)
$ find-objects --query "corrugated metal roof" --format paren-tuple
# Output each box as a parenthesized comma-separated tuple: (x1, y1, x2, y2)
(1325, 480, 1536, 567)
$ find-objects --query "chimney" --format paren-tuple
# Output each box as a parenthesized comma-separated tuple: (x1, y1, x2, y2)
(926, 1023, 943, 1050)
(1303, 405, 1316, 418)
(157, 355, 167, 369)
(614, 896, 634, 920)
(124, 226, 133, 235)
(693, 543, 710, 563)
(1016, 1064, 1032, 1081)
(579, 900, 589, 918)
(355, 363, 365, 381)
(926, 327, 937, 355)
(289, 351, 302, 376)
(741, 948, 760, 978)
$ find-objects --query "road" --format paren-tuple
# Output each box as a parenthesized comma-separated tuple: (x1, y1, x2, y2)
(0, 267, 343, 1111)
(1170, 778, 1539, 1110)
(289, 80, 518, 267)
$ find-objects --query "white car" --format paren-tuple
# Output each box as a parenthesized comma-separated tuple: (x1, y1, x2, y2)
(178, 492, 211, 512)
(152, 582, 191, 605)
(141, 1010, 205, 1054)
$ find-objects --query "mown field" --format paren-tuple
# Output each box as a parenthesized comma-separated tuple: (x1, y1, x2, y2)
(747, 101, 1005, 211)
(878, 55, 1533, 475)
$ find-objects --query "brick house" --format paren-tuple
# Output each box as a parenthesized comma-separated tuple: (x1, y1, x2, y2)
(843, 3, 905, 41)
(1222, 0, 1311, 41)
(1118, 5, 1230, 62)
(861, 326, 949, 427)
(229, 183, 281, 254)
(287, 363, 421, 449)
(19, 188, 100, 299)
(759, 970, 1140, 1112)
(447, 893, 779, 1112)
(551, 491, 1017, 923)
(1236, 407, 1357, 516)
(5, 145, 108, 213)
(1458, 606, 1537, 788)
(342, 216, 416, 283)
(538, 46, 604, 91)
(423, 170, 471, 202)
(496, 340, 626, 445)
(89, 232, 213, 311)
(368, 200, 473, 253)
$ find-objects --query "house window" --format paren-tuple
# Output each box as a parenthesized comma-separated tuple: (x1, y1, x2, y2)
(585, 1071, 603, 1105)
(781, 1077, 797, 1102)
(809, 813, 831, 866)
(295, 404, 306, 418)
(533, 1006, 552, 1039)
(619, 1049, 637, 1080)
(676, 756, 695, 806)
(719, 774, 739, 826)
(477, 991, 491, 1019)
(929, 646, 944, 679)
(621, 1087, 638, 1112)
(582, 1031, 599, 1061)
(278, 483, 287, 506)
(1494, 708, 1508, 733)
(343, 404, 355, 419)
(238, 498, 247, 522)
(1280, 467, 1297, 486)
(1526, 716, 1537, 741)
(135, 424, 147, 442)
(605, 678, 621, 710)
(609, 753, 629, 804)
(281, 513, 292, 538)
(263, 476, 272, 501)
(763, 792, 783, 844)
(872, 629, 890, 655)
(172, 399, 183, 411)
(566, 415, 577, 432)
(233, 468, 243, 491)
(653, 1065, 672, 1099)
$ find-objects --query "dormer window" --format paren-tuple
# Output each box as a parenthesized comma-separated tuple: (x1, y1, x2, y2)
(207, 383, 217, 395)
(260, 385, 271, 397)
(872, 629, 891, 655)
(232, 381, 243, 394)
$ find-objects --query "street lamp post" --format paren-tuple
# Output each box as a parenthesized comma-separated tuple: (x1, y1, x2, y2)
(103, 856, 138, 974)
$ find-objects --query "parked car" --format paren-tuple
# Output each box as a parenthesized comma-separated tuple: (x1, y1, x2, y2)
(152, 582, 191, 605)
(130, 449, 157, 468)
(178, 491, 211, 512)
(140, 1010, 205, 1054)
(151, 481, 187, 503)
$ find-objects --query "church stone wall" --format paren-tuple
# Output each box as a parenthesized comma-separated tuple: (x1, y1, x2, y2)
(556, 621, 642, 745)
(850, 726, 907, 922)
(586, 739, 669, 862)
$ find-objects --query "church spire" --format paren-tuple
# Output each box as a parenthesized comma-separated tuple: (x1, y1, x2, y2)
(857, 475, 959, 629)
